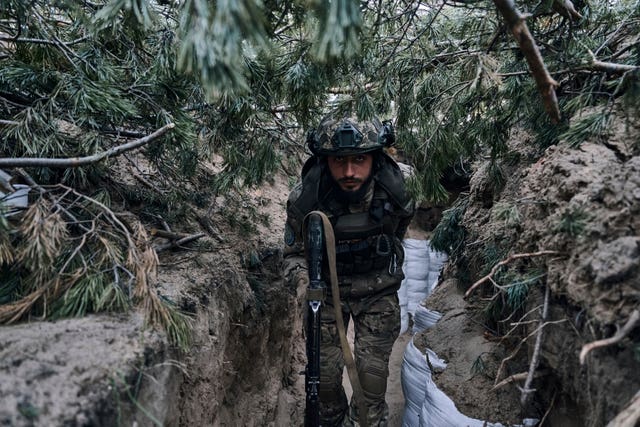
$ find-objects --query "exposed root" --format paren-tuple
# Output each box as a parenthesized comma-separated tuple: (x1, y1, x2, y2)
(579, 310, 640, 365)
(465, 250, 560, 298)
(606, 390, 640, 427)
(520, 285, 550, 406)
(491, 372, 528, 391)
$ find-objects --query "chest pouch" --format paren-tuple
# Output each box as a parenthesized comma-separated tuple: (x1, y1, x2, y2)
(332, 212, 394, 276)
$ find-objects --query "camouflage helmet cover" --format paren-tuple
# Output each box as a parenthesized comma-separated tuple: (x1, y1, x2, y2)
(307, 116, 395, 156)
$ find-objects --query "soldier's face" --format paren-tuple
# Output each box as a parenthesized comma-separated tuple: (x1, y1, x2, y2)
(327, 153, 373, 192)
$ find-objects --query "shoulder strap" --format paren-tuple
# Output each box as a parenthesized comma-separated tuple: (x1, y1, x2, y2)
(289, 157, 323, 219)
(374, 153, 413, 215)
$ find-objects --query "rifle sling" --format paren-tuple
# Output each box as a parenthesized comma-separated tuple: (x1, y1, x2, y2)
(304, 210, 369, 427)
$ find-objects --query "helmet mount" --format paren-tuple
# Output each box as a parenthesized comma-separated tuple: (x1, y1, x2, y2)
(307, 117, 395, 156)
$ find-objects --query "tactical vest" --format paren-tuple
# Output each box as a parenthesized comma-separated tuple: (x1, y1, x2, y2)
(291, 154, 412, 279)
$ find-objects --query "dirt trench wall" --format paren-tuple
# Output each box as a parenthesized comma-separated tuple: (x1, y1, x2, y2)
(435, 114, 640, 425)
(0, 245, 305, 427)
(170, 248, 305, 426)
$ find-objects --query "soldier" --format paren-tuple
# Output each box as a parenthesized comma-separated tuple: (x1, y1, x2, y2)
(283, 116, 415, 426)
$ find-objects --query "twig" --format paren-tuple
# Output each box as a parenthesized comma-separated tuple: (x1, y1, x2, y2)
(154, 233, 206, 253)
(520, 285, 550, 406)
(606, 390, 640, 427)
(0, 34, 89, 46)
(552, 0, 583, 21)
(591, 60, 638, 74)
(133, 171, 166, 194)
(539, 390, 557, 426)
(0, 123, 175, 168)
(494, 318, 567, 385)
(492, 0, 561, 123)
(151, 229, 190, 240)
(465, 250, 560, 298)
(579, 309, 640, 365)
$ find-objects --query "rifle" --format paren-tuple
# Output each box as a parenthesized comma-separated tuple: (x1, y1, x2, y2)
(303, 211, 369, 427)
(304, 213, 325, 427)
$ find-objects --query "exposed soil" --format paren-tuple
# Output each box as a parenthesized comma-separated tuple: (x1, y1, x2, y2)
(1, 106, 639, 426)
(415, 106, 640, 426)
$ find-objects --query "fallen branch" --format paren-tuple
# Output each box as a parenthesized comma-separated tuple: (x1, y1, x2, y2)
(465, 250, 560, 298)
(154, 232, 206, 253)
(493, 0, 561, 123)
(521, 284, 550, 406)
(606, 390, 640, 427)
(580, 309, 640, 365)
(0, 123, 175, 168)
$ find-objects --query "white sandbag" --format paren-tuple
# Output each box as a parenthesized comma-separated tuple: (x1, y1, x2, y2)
(404, 259, 430, 281)
(401, 338, 503, 427)
(399, 238, 446, 334)
(402, 337, 447, 426)
(427, 271, 441, 293)
(403, 238, 430, 252)
(419, 376, 497, 427)
(412, 305, 442, 335)
(428, 248, 448, 271)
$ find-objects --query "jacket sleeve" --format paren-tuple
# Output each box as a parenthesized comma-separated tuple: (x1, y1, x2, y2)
(282, 183, 308, 287)
(395, 198, 416, 240)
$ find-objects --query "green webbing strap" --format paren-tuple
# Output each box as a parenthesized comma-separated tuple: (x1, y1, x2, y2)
(303, 210, 369, 427)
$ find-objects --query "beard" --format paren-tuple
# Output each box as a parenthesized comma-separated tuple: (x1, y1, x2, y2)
(332, 174, 373, 204)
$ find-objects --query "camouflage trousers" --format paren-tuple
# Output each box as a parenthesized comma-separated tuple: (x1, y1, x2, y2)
(318, 292, 400, 427)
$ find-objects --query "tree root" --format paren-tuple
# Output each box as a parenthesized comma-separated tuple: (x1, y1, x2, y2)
(579, 309, 640, 365)
(520, 285, 550, 406)
(606, 390, 640, 427)
(464, 250, 560, 298)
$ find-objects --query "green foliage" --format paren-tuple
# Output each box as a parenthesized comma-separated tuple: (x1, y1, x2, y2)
(484, 270, 546, 326)
(561, 110, 612, 147)
(492, 202, 521, 227)
(431, 195, 469, 258)
(1, 0, 638, 346)
(554, 207, 589, 237)
(481, 243, 508, 276)
(505, 271, 545, 311)
(0, 189, 189, 350)
(311, 0, 362, 61)
(470, 353, 488, 378)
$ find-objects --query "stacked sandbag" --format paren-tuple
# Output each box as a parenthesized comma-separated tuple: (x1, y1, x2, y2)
(401, 337, 447, 427)
(398, 239, 448, 334)
(399, 240, 537, 427)
(412, 305, 442, 335)
(402, 337, 506, 427)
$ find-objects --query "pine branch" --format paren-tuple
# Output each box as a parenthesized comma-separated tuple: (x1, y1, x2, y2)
(589, 50, 640, 74)
(0, 123, 175, 168)
(493, 0, 561, 123)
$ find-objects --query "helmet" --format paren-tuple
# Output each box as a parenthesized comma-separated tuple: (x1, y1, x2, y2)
(307, 116, 395, 156)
